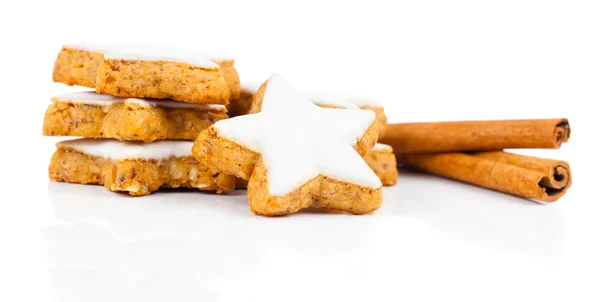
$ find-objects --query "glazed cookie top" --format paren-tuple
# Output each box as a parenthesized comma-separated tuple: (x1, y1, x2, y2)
(304, 91, 381, 108)
(240, 82, 262, 93)
(214, 74, 382, 196)
(53, 91, 119, 106)
(63, 42, 114, 54)
(372, 143, 393, 152)
(64, 42, 221, 69)
(241, 82, 380, 108)
(52, 91, 227, 110)
(57, 139, 193, 160)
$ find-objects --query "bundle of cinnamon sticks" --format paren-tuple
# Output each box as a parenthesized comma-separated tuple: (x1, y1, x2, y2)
(380, 119, 572, 202)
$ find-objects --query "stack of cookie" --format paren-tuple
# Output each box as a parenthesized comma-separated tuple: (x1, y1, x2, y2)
(44, 43, 242, 196)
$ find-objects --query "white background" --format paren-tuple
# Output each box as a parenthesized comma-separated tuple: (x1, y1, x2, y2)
(0, 0, 599, 301)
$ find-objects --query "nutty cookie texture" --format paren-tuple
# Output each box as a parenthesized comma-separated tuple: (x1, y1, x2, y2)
(43, 92, 228, 142)
(193, 74, 383, 216)
(365, 144, 398, 186)
(233, 143, 399, 189)
(52, 45, 104, 88)
(95, 58, 229, 104)
(52, 44, 240, 103)
(50, 139, 235, 196)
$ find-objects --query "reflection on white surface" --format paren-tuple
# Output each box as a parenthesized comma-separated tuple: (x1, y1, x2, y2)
(44, 175, 561, 301)
(389, 170, 562, 257)
(44, 182, 379, 301)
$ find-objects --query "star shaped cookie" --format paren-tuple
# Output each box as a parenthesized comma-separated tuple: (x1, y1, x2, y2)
(192, 74, 382, 216)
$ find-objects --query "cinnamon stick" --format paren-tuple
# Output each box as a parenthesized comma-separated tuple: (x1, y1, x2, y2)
(397, 151, 571, 202)
(380, 119, 570, 153)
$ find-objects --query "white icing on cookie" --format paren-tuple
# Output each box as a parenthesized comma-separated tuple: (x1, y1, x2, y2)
(123, 98, 226, 110)
(64, 42, 221, 68)
(240, 81, 380, 108)
(52, 91, 226, 110)
(305, 91, 381, 108)
(196, 50, 233, 62)
(63, 42, 114, 53)
(240, 82, 263, 93)
(57, 139, 193, 160)
(53, 91, 120, 106)
(214, 74, 382, 196)
(372, 143, 393, 152)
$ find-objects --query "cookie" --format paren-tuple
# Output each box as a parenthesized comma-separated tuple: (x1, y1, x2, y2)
(43, 91, 228, 142)
(234, 143, 399, 189)
(235, 81, 387, 136)
(192, 74, 383, 216)
(212, 56, 241, 100)
(52, 44, 106, 88)
(365, 143, 398, 186)
(49, 139, 235, 196)
(52, 43, 240, 103)
(305, 91, 387, 137)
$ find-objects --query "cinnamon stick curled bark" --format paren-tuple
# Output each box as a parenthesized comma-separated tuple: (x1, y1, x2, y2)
(397, 151, 571, 202)
(381, 119, 570, 153)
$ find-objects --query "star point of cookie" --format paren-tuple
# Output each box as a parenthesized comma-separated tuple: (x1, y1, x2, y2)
(192, 74, 383, 216)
